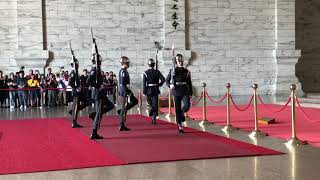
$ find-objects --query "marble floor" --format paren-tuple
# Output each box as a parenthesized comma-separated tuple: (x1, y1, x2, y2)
(0, 96, 320, 180)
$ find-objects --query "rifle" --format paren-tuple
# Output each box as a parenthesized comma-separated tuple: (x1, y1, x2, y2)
(91, 28, 101, 85)
(69, 40, 76, 63)
(91, 28, 103, 129)
(69, 40, 78, 87)
(69, 40, 79, 121)
(155, 50, 159, 71)
(171, 45, 175, 85)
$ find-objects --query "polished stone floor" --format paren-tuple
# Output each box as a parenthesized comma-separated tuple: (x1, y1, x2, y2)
(0, 95, 320, 180)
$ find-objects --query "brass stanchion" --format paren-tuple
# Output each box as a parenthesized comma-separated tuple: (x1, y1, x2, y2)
(165, 88, 174, 120)
(199, 83, 211, 126)
(137, 89, 142, 114)
(166, 88, 173, 117)
(286, 84, 307, 146)
(222, 83, 238, 132)
(40, 89, 44, 109)
(249, 84, 267, 137)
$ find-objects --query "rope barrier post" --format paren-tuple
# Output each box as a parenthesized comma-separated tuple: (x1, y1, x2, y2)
(249, 84, 267, 138)
(222, 83, 237, 132)
(286, 84, 307, 146)
(40, 89, 43, 109)
(158, 93, 161, 115)
(199, 83, 211, 126)
(166, 87, 173, 121)
(137, 89, 142, 114)
(166, 87, 174, 118)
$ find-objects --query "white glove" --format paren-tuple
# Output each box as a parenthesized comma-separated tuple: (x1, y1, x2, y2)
(170, 84, 175, 89)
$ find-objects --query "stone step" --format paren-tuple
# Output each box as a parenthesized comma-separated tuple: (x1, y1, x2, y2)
(298, 97, 320, 104)
(306, 93, 320, 99)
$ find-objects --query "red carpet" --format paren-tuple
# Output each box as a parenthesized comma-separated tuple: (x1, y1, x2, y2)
(160, 104, 320, 147)
(0, 115, 282, 175)
(78, 115, 282, 164)
(0, 118, 125, 175)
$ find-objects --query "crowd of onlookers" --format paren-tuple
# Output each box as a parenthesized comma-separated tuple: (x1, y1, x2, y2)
(0, 67, 118, 111)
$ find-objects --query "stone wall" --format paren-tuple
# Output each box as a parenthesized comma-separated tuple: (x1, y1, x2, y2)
(187, 0, 277, 95)
(0, 0, 301, 96)
(0, 0, 17, 69)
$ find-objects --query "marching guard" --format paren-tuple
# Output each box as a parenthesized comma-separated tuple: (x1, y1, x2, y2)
(166, 54, 193, 133)
(68, 42, 90, 128)
(142, 58, 165, 124)
(117, 56, 138, 131)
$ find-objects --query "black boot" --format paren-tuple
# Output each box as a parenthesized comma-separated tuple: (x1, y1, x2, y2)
(72, 122, 83, 128)
(90, 129, 103, 139)
(119, 124, 131, 131)
(88, 112, 96, 121)
(151, 116, 156, 125)
(178, 124, 184, 134)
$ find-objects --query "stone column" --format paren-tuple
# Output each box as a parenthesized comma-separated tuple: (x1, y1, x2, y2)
(274, 0, 303, 96)
(14, 0, 48, 69)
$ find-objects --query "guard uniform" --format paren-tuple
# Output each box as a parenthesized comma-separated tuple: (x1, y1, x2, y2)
(142, 59, 165, 124)
(165, 54, 192, 133)
(87, 65, 114, 139)
(118, 56, 138, 131)
(69, 68, 90, 128)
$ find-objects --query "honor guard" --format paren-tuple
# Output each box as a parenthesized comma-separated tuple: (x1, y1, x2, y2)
(142, 58, 165, 124)
(87, 53, 114, 139)
(68, 55, 90, 128)
(165, 54, 193, 133)
(117, 56, 138, 131)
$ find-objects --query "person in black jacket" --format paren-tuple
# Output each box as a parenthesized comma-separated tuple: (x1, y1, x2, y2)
(87, 54, 114, 139)
(68, 59, 90, 128)
(142, 58, 165, 124)
(165, 54, 193, 133)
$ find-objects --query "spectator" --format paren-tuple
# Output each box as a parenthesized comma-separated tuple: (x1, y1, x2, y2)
(17, 71, 27, 110)
(80, 69, 90, 103)
(3, 75, 9, 108)
(27, 74, 40, 107)
(7, 72, 17, 110)
(57, 72, 66, 106)
(0, 71, 5, 108)
(47, 73, 58, 107)
(39, 74, 47, 106)
(46, 68, 52, 79)
(109, 71, 117, 104)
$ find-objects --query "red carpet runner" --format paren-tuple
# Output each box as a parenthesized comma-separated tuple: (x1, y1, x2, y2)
(0, 115, 282, 175)
(78, 115, 281, 164)
(160, 104, 320, 147)
(0, 118, 125, 175)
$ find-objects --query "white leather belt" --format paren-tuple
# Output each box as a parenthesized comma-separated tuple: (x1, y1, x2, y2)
(148, 84, 158, 87)
(176, 82, 187, 85)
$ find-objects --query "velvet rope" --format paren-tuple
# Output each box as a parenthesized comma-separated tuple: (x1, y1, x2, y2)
(230, 95, 254, 112)
(0, 86, 114, 91)
(191, 93, 204, 106)
(273, 97, 291, 113)
(205, 91, 227, 104)
(257, 94, 293, 114)
(295, 97, 316, 122)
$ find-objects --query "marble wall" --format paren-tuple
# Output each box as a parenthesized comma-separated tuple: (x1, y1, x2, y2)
(0, 0, 301, 96)
(0, 0, 17, 68)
